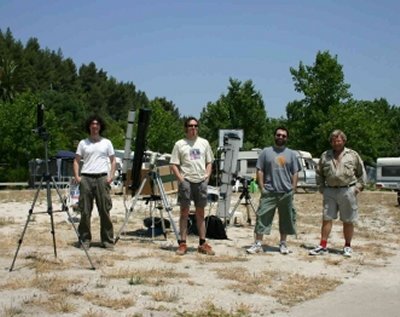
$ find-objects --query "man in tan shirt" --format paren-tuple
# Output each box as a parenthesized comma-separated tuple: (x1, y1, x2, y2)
(309, 129, 366, 257)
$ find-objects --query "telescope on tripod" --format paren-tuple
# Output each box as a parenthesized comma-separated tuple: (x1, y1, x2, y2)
(115, 108, 180, 244)
(9, 104, 95, 271)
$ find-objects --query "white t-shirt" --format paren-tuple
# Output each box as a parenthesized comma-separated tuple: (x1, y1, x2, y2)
(170, 136, 214, 183)
(76, 137, 115, 174)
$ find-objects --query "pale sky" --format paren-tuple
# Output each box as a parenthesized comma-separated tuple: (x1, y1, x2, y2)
(1, 0, 399, 118)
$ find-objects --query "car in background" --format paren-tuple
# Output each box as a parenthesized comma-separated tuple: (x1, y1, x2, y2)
(376, 157, 400, 205)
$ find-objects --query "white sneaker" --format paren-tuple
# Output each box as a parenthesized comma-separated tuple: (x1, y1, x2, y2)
(309, 245, 328, 256)
(279, 242, 290, 255)
(343, 246, 353, 257)
(246, 242, 263, 254)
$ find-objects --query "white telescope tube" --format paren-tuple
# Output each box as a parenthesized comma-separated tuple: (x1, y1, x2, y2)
(122, 111, 135, 175)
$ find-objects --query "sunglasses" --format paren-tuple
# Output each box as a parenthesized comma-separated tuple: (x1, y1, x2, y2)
(187, 124, 198, 128)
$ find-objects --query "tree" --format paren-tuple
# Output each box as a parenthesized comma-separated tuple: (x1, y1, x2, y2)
(0, 57, 17, 102)
(0, 93, 67, 181)
(287, 51, 352, 156)
(146, 98, 183, 153)
(200, 78, 270, 150)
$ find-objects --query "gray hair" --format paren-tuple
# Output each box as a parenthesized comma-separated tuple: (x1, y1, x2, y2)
(329, 129, 347, 142)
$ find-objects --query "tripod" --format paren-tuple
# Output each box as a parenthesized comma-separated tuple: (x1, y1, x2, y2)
(228, 178, 257, 225)
(9, 130, 95, 271)
(115, 164, 180, 244)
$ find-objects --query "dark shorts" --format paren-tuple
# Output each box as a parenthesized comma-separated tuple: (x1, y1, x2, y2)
(178, 179, 208, 209)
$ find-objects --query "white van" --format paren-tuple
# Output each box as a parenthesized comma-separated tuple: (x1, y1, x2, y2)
(294, 150, 318, 191)
(376, 157, 400, 204)
(236, 149, 261, 179)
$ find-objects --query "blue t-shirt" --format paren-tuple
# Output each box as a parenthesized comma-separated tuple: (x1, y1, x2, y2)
(256, 146, 301, 193)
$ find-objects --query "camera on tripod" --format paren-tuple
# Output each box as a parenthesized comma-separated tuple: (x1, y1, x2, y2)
(232, 176, 254, 191)
(33, 103, 48, 139)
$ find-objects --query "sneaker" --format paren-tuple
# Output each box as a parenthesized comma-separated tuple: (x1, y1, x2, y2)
(343, 246, 353, 257)
(309, 245, 328, 256)
(176, 242, 187, 255)
(102, 242, 114, 250)
(246, 242, 263, 254)
(279, 242, 290, 255)
(197, 243, 215, 255)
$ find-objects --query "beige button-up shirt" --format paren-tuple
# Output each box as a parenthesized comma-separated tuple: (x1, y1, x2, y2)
(317, 147, 366, 192)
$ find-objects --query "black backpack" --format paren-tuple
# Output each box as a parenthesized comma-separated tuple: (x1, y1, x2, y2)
(205, 215, 228, 240)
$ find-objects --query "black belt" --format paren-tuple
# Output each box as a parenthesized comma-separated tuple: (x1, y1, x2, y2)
(81, 173, 107, 178)
(327, 183, 356, 188)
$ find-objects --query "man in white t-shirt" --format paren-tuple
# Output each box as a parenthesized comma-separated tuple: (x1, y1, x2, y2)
(171, 117, 215, 255)
(73, 115, 116, 250)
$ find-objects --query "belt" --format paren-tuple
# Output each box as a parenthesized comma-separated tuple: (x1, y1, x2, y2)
(81, 173, 108, 178)
(327, 182, 356, 188)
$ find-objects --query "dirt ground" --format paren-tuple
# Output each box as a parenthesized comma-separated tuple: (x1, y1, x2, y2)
(0, 188, 399, 317)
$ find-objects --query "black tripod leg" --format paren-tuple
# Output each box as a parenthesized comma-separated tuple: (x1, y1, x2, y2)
(157, 206, 168, 239)
(246, 194, 258, 225)
(51, 177, 96, 270)
(227, 193, 244, 225)
(45, 178, 58, 258)
(114, 177, 148, 244)
(155, 173, 180, 243)
(9, 180, 43, 272)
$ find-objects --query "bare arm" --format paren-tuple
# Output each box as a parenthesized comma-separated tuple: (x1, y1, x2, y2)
(291, 172, 298, 192)
(205, 162, 212, 181)
(108, 155, 116, 184)
(171, 164, 184, 183)
(256, 169, 264, 192)
(73, 154, 81, 183)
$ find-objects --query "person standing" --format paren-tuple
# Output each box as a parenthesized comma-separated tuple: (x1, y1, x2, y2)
(73, 114, 116, 250)
(247, 127, 301, 255)
(171, 117, 215, 255)
(309, 129, 366, 257)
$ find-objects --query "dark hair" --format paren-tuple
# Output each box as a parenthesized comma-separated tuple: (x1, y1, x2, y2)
(184, 116, 199, 128)
(274, 126, 289, 138)
(85, 114, 106, 134)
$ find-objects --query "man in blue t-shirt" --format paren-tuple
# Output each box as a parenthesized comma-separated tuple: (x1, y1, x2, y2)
(247, 127, 301, 255)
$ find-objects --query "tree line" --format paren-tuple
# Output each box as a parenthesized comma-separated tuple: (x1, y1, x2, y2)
(0, 28, 399, 182)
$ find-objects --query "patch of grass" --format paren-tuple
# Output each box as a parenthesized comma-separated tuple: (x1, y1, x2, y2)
(1, 304, 24, 317)
(214, 266, 274, 295)
(357, 242, 396, 259)
(82, 308, 107, 317)
(176, 300, 252, 317)
(83, 292, 136, 309)
(195, 254, 249, 263)
(103, 267, 189, 286)
(273, 273, 341, 306)
(150, 288, 180, 302)
(0, 216, 15, 226)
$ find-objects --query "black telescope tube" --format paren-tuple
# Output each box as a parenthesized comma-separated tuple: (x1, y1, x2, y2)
(130, 108, 151, 194)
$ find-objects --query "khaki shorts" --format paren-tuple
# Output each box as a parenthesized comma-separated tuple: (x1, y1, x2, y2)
(322, 186, 358, 223)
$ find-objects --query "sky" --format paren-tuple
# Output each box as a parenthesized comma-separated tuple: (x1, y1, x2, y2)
(0, 0, 399, 119)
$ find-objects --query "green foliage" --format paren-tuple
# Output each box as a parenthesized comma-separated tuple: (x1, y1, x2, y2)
(146, 98, 183, 153)
(317, 99, 400, 163)
(200, 78, 271, 150)
(0, 28, 399, 182)
(0, 93, 66, 181)
(287, 51, 353, 156)
(286, 51, 400, 161)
